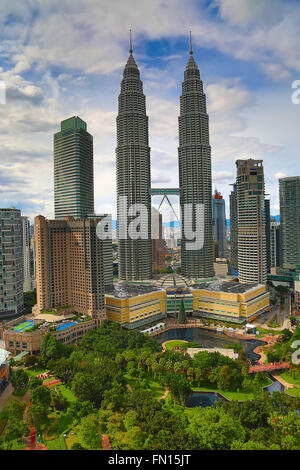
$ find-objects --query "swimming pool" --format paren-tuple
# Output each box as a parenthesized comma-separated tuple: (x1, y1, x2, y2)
(56, 322, 77, 332)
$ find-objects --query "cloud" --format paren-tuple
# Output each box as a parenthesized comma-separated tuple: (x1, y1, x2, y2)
(275, 172, 288, 180)
(217, 0, 284, 28)
(212, 170, 234, 183)
(261, 63, 291, 82)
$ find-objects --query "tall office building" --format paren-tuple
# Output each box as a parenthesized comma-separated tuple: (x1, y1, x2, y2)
(229, 183, 238, 274)
(152, 208, 166, 273)
(54, 116, 94, 219)
(236, 159, 267, 283)
(116, 37, 152, 280)
(265, 199, 271, 273)
(0, 209, 23, 318)
(21, 216, 32, 292)
(34, 215, 112, 322)
(279, 176, 300, 268)
(212, 190, 228, 258)
(178, 37, 214, 279)
(270, 219, 280, 268)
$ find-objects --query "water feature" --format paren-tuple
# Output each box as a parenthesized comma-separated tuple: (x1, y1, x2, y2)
(186, 391, 225, 408)
(155, 327, 264, 360)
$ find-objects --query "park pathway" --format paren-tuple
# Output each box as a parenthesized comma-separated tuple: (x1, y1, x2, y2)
(271, 373, 300, 389)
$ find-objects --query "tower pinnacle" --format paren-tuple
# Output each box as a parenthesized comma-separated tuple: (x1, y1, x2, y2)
(129, 29, 133, 54)
(189, 30, 193, 55)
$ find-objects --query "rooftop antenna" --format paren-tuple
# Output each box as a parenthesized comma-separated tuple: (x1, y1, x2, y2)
(189, 30, 193, 55)
(129, 29, 133, 54)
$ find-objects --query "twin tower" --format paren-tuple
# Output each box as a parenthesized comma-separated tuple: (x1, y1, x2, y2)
(116, 36, 214, 281)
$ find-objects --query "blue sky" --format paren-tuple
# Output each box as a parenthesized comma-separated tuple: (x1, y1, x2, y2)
(0, 0, 300, 223)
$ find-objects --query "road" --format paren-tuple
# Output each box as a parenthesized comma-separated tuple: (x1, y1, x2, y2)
(255, 293, 291, 328)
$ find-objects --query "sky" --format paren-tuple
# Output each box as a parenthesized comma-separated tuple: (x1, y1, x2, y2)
(0, 0, 300, 223)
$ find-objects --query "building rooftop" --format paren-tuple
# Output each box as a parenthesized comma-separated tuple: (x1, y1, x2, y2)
(191, 280, 261, 294)
(106, 283, 164, 299)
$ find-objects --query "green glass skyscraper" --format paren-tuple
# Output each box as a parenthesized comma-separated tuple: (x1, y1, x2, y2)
(116, 38, 152, 280)
(178, 37, 214, 279)
(279, 176, 300, 268)
(54, 116, 94, 219)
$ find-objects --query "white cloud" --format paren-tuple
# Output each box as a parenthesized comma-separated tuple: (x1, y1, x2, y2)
(275, 172, 287, 180)
(217, 0, 284, 28)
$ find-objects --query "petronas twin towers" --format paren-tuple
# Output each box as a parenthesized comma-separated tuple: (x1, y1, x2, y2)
(116, 34, 214, 281)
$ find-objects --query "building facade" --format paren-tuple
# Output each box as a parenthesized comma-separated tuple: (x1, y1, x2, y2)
(34, 215, 112, 322)
(192, 280, 269, 324)
(236, 159, 267, 283)
(151, 208, 166, 273)
(229, 183, 238, 275)
(212, 190, 228, 258)
(116, 42, 152, 280)
(105, 284, 166, 329)
(279, 176, 300, 269)
(1, 314, 97, 355)
(270, 219, 281, 268)
(54, 116, 94, 219)
(265, 199, 271, 273)
(178, 42, 214, 279)
(21, 216, 32, 292)
(0, 209, 24, 318)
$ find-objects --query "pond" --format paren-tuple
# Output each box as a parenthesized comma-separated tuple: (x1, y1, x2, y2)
(155, 327, 264, 360)
(186, 391, 226, 408)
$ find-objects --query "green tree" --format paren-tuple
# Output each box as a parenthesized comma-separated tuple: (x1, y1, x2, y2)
(30, 385, 51, 408)
(29, 377, 43, 390)
(187, 407, 246, 450)
(79, 413, 103, 450)
(11, 369, 29, 391)
(178, 299, 187, 324)
(27, 404, 49, 433)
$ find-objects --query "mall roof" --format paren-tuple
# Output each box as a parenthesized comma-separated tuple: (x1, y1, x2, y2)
(105, 283, 164, 299)
(191, 280, 261, 294)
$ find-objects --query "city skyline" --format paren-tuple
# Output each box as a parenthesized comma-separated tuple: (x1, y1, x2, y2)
(0, 1, 300, 222)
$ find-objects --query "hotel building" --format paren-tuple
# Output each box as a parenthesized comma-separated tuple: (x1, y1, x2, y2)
(34, 215, 112, 322)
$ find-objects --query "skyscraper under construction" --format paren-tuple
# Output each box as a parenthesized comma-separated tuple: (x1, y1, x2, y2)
(116, 35, 152, 280)
(178, 36, 214, 278)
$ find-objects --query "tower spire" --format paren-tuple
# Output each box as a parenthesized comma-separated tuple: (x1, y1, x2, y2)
(129, 29, 133, 54)
(189, 30, 193, 55)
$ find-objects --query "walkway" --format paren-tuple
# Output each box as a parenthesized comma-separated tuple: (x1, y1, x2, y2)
(159, 388, 169, 400)
(249, 362, 290, 374)
(271, 373, 300, 389)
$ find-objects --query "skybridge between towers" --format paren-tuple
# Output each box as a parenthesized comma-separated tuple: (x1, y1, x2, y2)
(149, 188, 181, 222)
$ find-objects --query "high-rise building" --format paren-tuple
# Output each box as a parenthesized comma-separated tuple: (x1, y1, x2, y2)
(270, 219, 281, 268)
(0, 209, 24, 318)
(229, 183, 238, 274)
(212, 190, 227, 258)
(54, 116, 94, 219)
(279, 176, 300, 269)
(116, 37, 152, 280)
(151, 208, 166, 273)
(265, 199, 271, 273)
(34, 215, 112, 322)
(21, 216, 32, 292)
(236, 159, 267, 283)
(178, 37, 214, 279)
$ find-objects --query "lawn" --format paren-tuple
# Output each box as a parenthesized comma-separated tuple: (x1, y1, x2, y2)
(164, 340, 187, 350)
(124, 373, 165, 400)
(26, 367, 48, 378)
(285, 388, 300, 398)
(55, 384, 77, 404)
(279, 370, 300, 386)
(45, 435, 67, 450)
(65, 427, 81, 450)
(190, 377, 273, 402)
